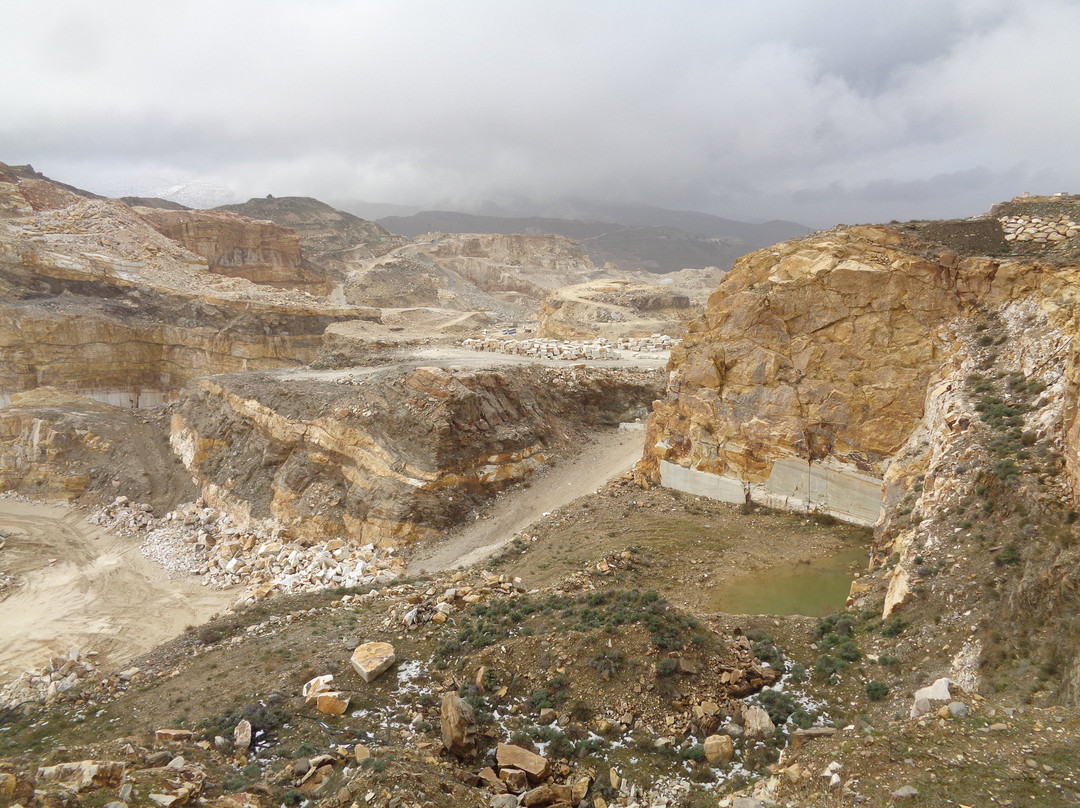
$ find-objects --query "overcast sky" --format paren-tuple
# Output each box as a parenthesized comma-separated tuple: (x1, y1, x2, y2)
(2, 0, 1079, 227)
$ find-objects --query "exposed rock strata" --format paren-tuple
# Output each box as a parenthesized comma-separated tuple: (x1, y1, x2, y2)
(136, 208, 331, 292)
(643, 199, 1080, 699)
(538, 279, 696, 341)
(0, 163, 371, 405)
(0, 388, 195, 508)
(171, 365, 662, 546)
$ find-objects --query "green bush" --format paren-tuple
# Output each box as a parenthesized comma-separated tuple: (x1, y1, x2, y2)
(656, 658, 679, 677)
(756, 689, 798, 725)
(880, 616, 907, 638)
(814, 654, 846, 681)
(681, 744, 706, 762)
(997, 545, 1022, 565)
(865, 680, 890, 701)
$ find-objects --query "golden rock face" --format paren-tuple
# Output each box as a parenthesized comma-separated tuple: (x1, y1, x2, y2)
(642, 221, 1080, 519)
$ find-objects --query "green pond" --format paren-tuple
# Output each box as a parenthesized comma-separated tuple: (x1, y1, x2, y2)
(707, 543, 868, 617)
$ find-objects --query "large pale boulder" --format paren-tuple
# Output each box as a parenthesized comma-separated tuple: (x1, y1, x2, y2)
(350, 642, 396, 682)
(742, 705, 776, 740)
(704, 733, 735, 763)
(37, 760, 126, 791)
(439, 692, 477, 759)
(495, 744, 551, 783)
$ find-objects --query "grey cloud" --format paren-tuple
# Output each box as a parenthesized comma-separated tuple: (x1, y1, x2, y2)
(2, 0, 1078, 227)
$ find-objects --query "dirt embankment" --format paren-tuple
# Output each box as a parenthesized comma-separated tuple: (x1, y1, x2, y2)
(0, 499, 234, 680)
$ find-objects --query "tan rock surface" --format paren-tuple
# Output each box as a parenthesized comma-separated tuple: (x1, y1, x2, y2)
(171, 364, 660, 545)
(350, 641, 396, 682)
(439, 692, 477, 759)
(495, 743, 551, 782)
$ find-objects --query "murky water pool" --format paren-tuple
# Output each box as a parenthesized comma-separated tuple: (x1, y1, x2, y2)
(707, 543, 868, 617)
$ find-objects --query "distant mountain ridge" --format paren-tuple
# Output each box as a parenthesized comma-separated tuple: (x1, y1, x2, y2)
(371, 206, 810, 273)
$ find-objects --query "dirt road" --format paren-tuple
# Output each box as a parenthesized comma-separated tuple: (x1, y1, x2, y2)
(0, 499, 234, 681)
(407, 426, 645, 574)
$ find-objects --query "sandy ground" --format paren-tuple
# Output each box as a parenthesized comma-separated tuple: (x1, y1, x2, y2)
(0, 499, 235, 681)
(407, 426, 646, 574)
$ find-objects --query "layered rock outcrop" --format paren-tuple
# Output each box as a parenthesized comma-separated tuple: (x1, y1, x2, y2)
(538, 279, 696, 341)
(641, 203, 1080, 518)
(642, 197, 1080, 699)
(171, 365, 662, 546)
(0, 388, 195, 508)
(135, 208, 331, 292)
(0, 163, 371, 406)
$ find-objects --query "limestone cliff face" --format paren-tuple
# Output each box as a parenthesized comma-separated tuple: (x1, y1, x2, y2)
(0, 163, 369, 405)
(135, 208, 331, 292)
(538, 279, 695, 341)
(644, 198, 1080, 700)
(0, 388, 195, 507)
(642, 213, 1080, 519)
(171, 366, 662, 547)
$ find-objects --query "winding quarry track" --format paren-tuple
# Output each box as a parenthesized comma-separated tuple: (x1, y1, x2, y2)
(407, 426, 644, 574)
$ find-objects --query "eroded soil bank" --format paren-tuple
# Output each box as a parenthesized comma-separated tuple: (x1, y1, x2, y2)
(0, 499, 234, 679)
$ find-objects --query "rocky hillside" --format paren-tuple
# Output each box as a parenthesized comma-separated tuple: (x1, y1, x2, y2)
(218, 197, 405, 285)
(171, 365, 662, 546)
(0, 163, 371, 406)
(537, 279, 696, 341)
(641, 195, 1080, 703)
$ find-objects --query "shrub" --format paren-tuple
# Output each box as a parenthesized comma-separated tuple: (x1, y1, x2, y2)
(756, 689, 798, 725)
(656, 658, 679, 677)
(681, 744, 706, 762)
(880, 616, 907, 638)
(997, 545, 1022, 565)
(752, 640, 784, 669)
(865, 680, 890, 701)
(814, 654, 846, 681)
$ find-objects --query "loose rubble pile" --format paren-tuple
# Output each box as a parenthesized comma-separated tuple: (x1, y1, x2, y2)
(999, 213, 1079, 244)
(91, 497, 407, 609)
(461, 334, 679, 360)
(0, 648, 98, 712)
(615, 334, 681, 352)
(462, 337, 621, 360)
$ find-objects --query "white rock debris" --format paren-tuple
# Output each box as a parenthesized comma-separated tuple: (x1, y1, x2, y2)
(90, 498, 407, 610)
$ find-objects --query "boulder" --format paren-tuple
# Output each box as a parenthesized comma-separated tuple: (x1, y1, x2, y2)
(495, 744, 551, 783)
(302, 674, 334, 704)
(38, 760, 126, 791)
(315, 691, 350, 715)
(520, 784, 558, 807)
(910, 677, 955, 718)
(500, 768, 528, 794)
(704, 734, 734, 763)
(350, 642, 396, 682)
(234, 720, 252, 750)
(742, 705, 776, 740)
(571, 775, 592, 803)
(440, 692, 477, 759)
(155, 729, 193, 742)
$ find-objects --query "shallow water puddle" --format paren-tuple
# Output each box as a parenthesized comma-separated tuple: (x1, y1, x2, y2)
(707, 543, 868, 617)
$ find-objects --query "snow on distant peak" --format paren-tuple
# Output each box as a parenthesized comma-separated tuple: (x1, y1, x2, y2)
(157, 181, 239, 209)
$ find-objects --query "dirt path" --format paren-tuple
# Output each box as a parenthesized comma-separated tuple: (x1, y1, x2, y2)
(0, 499, 235, 681)
(407, 427, 645, 574)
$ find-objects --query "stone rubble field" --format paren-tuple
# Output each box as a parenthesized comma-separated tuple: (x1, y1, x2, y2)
(91, 497, 408, 610)
(461, 334, 680, 361)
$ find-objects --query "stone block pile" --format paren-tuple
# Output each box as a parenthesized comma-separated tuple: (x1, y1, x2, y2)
(0, 647, 98, 711)
(91, 498, 406, 610)
(462, 336, 620, 360)
(999, 213, 1079, 244)
(462, 333, 680, 360)
(617, 333, 682, 352)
